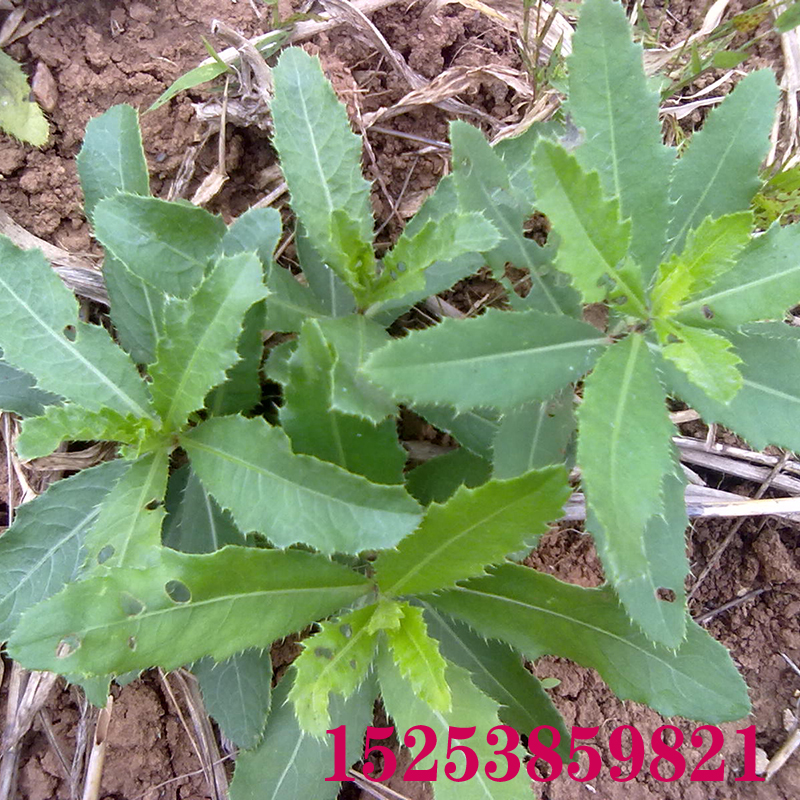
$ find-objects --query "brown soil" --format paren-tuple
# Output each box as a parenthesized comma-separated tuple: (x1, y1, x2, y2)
(0, 1, 798, 799)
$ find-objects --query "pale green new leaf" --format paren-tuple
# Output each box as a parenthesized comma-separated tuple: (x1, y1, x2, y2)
(578, 334, 682, 646)
(0, 237, 154, 420)
(405, 448, 492, 506)
(83, 450, 169, 571)
(429, 565, 750, 723)
(93, 194, 227, 298)
(660, 324, 742, 405)
(376, 466, 569, 597)
(149, 253, 267, 430)
(676, 223, 800, 329)
(365, 309, 606, 412)
(0, 358, 60, 418)
(230, 670, 375, 800)
(181, 416, 422, 554)
(289, 604, 377, 736)
(9, 547, 370, 675)
(0, 50, 48, 146)
(193, 649, 272, 749)
(162, 465, 245, 554)
(0, 460, 126, 640)
(271, 48, 375, 302)
(568, 0, 673, 275)
(377, 646, 527, 799)
(665, 70, 778, 258)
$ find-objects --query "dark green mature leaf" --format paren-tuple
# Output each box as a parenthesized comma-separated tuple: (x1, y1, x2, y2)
(377, 646, 527, 799)
(655, 325, 800, 452)
(0, 50, 48, 146)
(181, 416, 422, 554)
(149, 253, 267, 431)
(162, 465, 245, 554)
(230, 671, 375, 800)
(676, 223, 800, 329)
(0, 357, 60, 418)
(83, 450, 170, 571)
(0, 460, 127, 640)
(422, 605, 570, 761)
(264, 262, 329, 332)
(405, 448, 492, 505)
(568, 0, 673, 276)
(578, 334, 684, 646)
(416, 406, 499, 459)
(219, 206, 282, 266)
(271, 48, 375, 303)
(0, 237, 154, 421)
(281, 320, 404, 483)
(93, 194, 227, 298)
(194, 649, 272, 749)
(665, 70, 778, 259)
(429, 565, 750, 723)
(376, 466, 569, 596)
(365, 309, 606, 412)
(9, 547, 370, 675)
(295, 227, 357, 317)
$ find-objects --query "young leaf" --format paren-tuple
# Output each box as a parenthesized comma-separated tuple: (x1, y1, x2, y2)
(289, 604, 377, 736)
(660, 323, 742, 405)
(162, 465, 245, 554)
(271, 48, 375, 303)
(93, 194, 227, 298)
(405, 448, 492, 506)
(0, 357, 60, 418)
(0, 237, 154, 420)
(531, 140, 644, 311)
(230, 670, 375, 800)
(181, 416, 422, 554)
(376, 466, 570, 597)
(364, 309, 606, 412)
(429, 565, 750, 724)
(295, 227, 357, 317)
(0, 460, 127, 640)
(9, 547, 370, 675)
(665, 70, 779, 258)
(377, 646, 528, 799)
(193, 649, 272, 749)
(676, 223, 800, 329)
(578, 334, 682, 646)
(149, 252, 267, 431)
(0, 50, 48, 146)
(83, 450, 170, 571)
(568, 0, 673, 275)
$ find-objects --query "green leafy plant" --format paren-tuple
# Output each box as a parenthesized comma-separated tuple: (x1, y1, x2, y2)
(0, 0, 781, 795)
(0, 49, 48, 145)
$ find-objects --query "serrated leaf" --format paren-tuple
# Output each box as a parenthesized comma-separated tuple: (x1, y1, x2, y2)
(82, 450, 169, 571)
(181, 416, 422, 554)
(16, 404, 156, 461)
(568, 0, 673, 275)
(219, 206, 282, 266)
(370, 211, 500, 306)
(0, 237, 154, 420)
(149, 253, 266, 431)
(0, 460, 126, 640)
(676, 223, 800, 328)
(429, 565, 750, 723)
(0, 357, 60, 418)
(385, 604, 451, 713)
(666, 70, 778, 258)
(421, 604, 570, 761)
(532, 140, 645, 311)
(376, 466, 570, 597)
(0, 50, 48, 146)
(162, 464, 245, 554)
(295, 226, 357, 317)
(281, 319, 404, 483)
(405, 448, 492, 506)
(660, 324, 742, 404)
(377, 646, 527, 799)
(230, 670, 375, 800)
(271, 48, 375, 302)
(193, 649, 272, 749)
(365, 309, 605, 411)
(578, 334, 681, 646)
(416, 406, 499, 459)
(491, 389, 575, 479)
(290, 604, 377, 736)
(9, 547, 370, 675)
(264, 261, 329, 332)
(93, 194, 227, 298)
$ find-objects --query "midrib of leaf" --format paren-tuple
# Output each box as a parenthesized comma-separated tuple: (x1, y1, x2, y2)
(0, 275, 151, 420)
(523, 403, 550, 473)
(742, 377, 800, 406)
(272, 734, 306, 798)
(200, 490, 222, 551)
(597, 33, 623, 202)
(309, 624, 373, 692)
